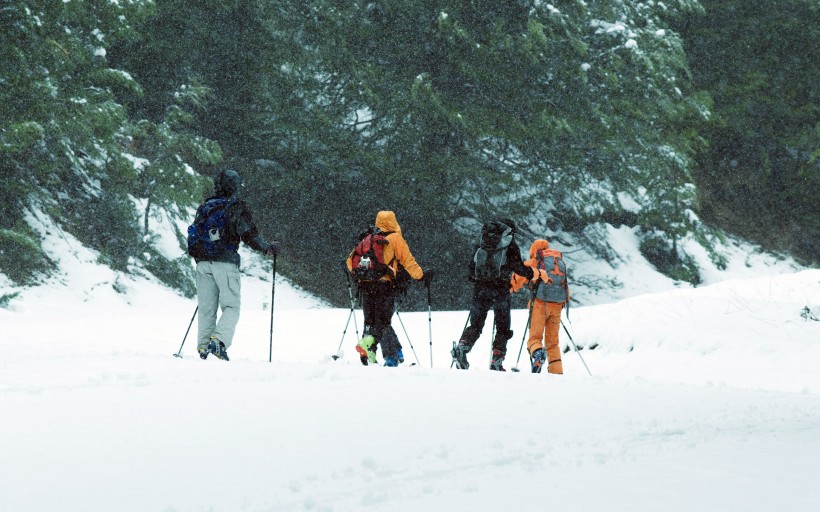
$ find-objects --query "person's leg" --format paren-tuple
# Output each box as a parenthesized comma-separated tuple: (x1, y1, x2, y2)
(527, 300, 548, 355)
(360, 285, 377, 333)
(373, 283, 398, 363)
(545, 302, 564, 374)
(355, 285, 378, 364)
(460, 288, 491, 348)
(490, 291, 512, 370)
(196, 261, 219, 353)
(491, 292, 513, 355)
(452, 289, 491, 369)
(211, 262, 242, 349)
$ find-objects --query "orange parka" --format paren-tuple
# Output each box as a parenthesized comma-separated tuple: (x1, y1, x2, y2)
(511, 239, 567, 374)
(346, 210, 425, 282)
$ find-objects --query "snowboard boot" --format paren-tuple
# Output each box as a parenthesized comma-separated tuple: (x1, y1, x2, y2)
(531, 348, 546, 373)
(490, 349, 506, 371)
(209, 337, 229, 361)
(451, 342, 471, 370)
(356, 335, 377, 365)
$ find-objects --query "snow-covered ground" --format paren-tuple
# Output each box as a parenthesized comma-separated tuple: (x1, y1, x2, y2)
(2, 219, 820, 511)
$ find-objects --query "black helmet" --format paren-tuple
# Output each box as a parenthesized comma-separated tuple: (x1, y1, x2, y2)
(214, 169, 242, 197)
(498, 218, 516, 235)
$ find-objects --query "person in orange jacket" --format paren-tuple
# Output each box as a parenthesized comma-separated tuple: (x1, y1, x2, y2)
(346, 210, 432, 366)
(511, 239, 570, 374)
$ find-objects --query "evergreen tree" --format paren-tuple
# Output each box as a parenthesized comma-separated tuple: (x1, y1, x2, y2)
(675, 0, 819, 263)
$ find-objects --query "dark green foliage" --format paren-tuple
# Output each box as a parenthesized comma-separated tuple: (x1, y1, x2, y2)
(639, 232, 701, 285)
(143, 248, 196, 298)
(0, 292, 21, 309)
(63, 193, 142, 271)
(674, 0, 820, 264)
(237, 0, 710, 307)
(3, 0, 815, 304)
(1, 0, 218, 290)
(0, 228, 52, 285)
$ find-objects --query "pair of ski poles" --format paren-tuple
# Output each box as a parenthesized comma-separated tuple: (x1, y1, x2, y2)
(509, 282, 592, 375)
(174, 255, 278, 361)
(449, 281, 591, 375)
(331, 263, 434, 367)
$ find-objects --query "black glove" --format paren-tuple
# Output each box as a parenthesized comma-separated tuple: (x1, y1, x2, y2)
(266, 241, 281, 257)
(422, 268, 436, 286)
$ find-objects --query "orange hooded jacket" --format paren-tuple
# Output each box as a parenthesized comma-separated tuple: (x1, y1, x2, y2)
(346, 210, 424, 282)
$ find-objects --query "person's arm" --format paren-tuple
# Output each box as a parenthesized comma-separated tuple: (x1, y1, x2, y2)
(508, 242, 534, 280)
(511, 259, 536, 293)
(233, 202, 275, 254)
(390, 234, 423, 280)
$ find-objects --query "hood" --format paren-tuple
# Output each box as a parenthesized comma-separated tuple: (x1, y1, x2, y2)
(375, 210, 401, 234)
(214, 169, 242, 198)
(529, 239, 550, 259)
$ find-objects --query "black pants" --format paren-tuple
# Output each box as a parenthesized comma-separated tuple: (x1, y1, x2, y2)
(460, 286, 513, 355)
(360, 282, 400, 359)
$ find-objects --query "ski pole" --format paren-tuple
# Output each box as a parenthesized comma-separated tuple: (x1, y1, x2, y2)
(426, 279, 433, 368)
(489, 319, 496, 368)
(394, 306, 421, 366)
(511, 282, 539, 372)
(560, 319, 592, 376)
(332, 263, 361, 360)
(173, 306, 198, 358)
(269, 254, 277, 363)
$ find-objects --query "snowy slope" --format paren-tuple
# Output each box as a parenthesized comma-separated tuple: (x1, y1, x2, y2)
(1, 214, 819, 511)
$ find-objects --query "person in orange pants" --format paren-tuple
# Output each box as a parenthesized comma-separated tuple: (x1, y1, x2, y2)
(511, 239, 570, 374)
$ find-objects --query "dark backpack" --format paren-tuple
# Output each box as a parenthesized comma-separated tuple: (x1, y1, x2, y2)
(472, 221, 513, 281)
(350, 227, 394, 283)
(534, 248, 569, 303)
(187, 197, 238, 260)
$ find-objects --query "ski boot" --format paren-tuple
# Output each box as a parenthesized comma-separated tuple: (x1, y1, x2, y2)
(490, 349, 506, 371)
(209, 337, 230, 361)
(397, 347, 405, 364)
(451, 342, 470, 370)
(356, 335, 377, 365)
(531, 348, 546, 373)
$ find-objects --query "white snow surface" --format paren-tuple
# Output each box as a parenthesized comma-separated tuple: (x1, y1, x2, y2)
(2, 216, 820, 511)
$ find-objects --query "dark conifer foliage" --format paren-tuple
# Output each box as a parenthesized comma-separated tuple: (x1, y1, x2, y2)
(2, 1, 814, 305)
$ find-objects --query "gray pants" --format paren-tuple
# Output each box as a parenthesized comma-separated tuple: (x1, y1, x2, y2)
(196, 261, 241, 350)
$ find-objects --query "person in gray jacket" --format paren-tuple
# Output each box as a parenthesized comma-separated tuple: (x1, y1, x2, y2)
(190, 169, 279, 361)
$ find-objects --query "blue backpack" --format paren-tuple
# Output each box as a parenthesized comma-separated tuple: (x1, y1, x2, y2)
(187, 197, 238, 260)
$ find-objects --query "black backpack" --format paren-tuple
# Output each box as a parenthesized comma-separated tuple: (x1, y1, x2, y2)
(187, 197, 238, 260)
(472, 221, 513, 281)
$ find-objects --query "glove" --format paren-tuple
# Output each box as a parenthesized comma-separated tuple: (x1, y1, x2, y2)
(422, 269, 436, 285)
(532, 269, 553, 285)
(266, 241, 281, 257)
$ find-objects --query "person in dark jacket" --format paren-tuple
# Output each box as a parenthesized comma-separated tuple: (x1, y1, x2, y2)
(451, 218, 533, 371)
(193, 169, 279, 361)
